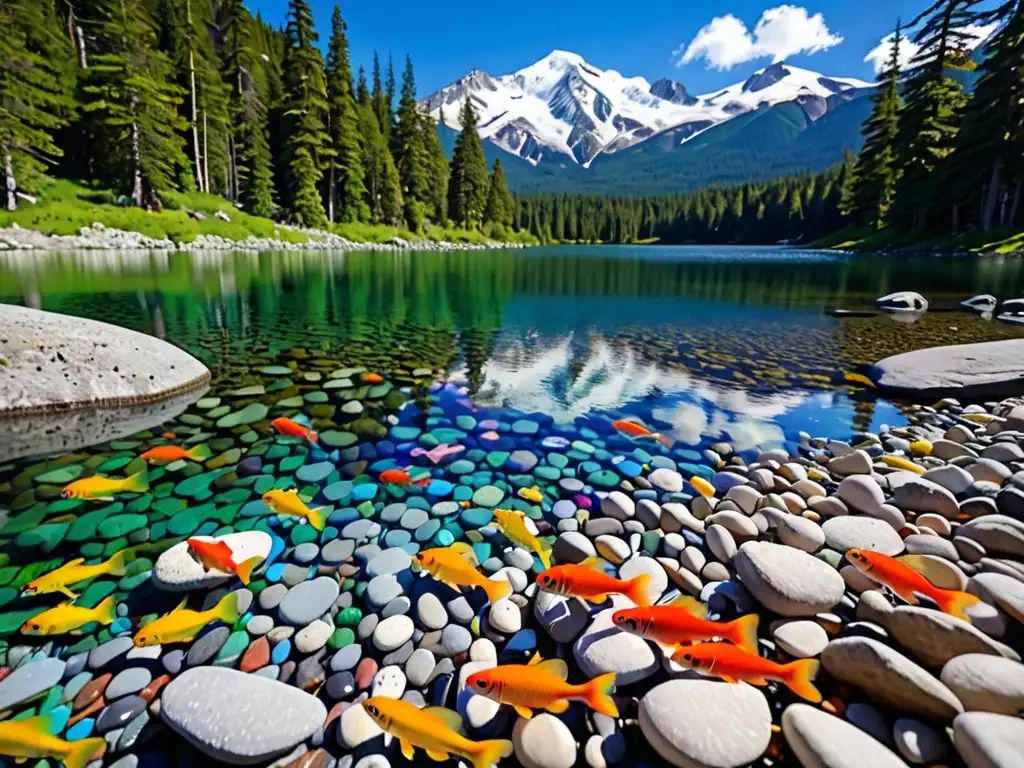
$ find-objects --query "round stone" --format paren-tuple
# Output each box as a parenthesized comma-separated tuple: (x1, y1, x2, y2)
(782, 703, 907, 768)
(279, 577, 340, 626)
(416, 592, 448, 630)
(649, 468, 683, 493)
(514, 713, 577, 768)
(952, 712, 1024, 768)
(573, 604, 659, 685)
(489, 599, 522, 634)
(940, 653, 1024, 715)
(822, 517, 904, 556)
(893, 717, 949, 764)
(473, 486, 505, 508)
(405, 648, 436, 688)
(373, 615, 414, 652)
(295, 620, 333, 654)
(153, 531, 273, 592)
(733, 541, 845, 616)
(771, 620, 829, 658)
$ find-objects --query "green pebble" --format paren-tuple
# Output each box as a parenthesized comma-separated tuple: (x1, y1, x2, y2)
(279, 455, 305, 473)
(472, 485, 504, 507)
(207, 405, 231, 419)
(98, 514, 147, 539)
(587, 470, 620, 488)
(196, 397, 221, 409)
(275, 396, 304, 408)
(535, 466, 561, 481)
(290, 525, 318, 546)
(485, 452, 510, 469)
(214, 631, 250, 666)
(97, 456, 135, 473)
(207, 449, 242, 470)
(318, 431, 358, 448)
(228, 385, 267, 397)
(329, 628, 355, 649)
(303, 391, 328, 404)
(216, 403, 269, 429)
(260, 366, 292, 375)
(15, 523, 69, 552)
(335, 606, 363, 627)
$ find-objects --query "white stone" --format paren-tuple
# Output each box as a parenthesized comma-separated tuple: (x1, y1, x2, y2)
(771, 620, 828, 658)
(782, 703, 907, 768)
(952, 712, 1024, 768)
(706, 525, 737, 562)
(153, 532, 272, 592)
(488, 599, 522, 634)
(941, 653, 1024, 715)
(822, 517, 904, 556)
(649, 468, 683, 493)
(416, 592, 448, 630)
(574, 602, 660, 685)
(837, 476, 885, 514)
(871, 339, 1024, 398)
(338, 701, 383, 749)
(733, 541, 845, 616)
(619, 556, 668, 605)
(405, 648, 436, 687)
(372, 615, 414, 652)
(294, 619, 333, 654)
(513, 713, 577, 768)
(829, 450, 873, 477)
(774, 513, 826, 553)
(371, 665, 406, 699)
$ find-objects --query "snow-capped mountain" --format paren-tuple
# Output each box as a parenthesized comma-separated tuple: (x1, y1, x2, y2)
(419, 52, 874, 168)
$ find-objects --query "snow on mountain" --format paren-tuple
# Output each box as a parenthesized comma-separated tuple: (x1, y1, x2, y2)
(419, 53, 874, 168)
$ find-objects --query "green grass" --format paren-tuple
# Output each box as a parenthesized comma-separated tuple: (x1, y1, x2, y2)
(810, 224, 1024, 254)
(0, 178, 538, 246)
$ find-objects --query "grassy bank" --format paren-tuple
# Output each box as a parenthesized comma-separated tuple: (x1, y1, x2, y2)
(811, 225, 1024, 255)
(0, 178, 536, 246)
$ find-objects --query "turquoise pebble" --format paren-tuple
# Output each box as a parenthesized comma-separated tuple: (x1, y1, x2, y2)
(472, 542, 491, 562)
(323, 481, 353, 502)
(512, 420, 538, 435)
(472, 485, 504, 508)
(390, 426, 421, 441)
(385, 530, 412, 547)
(617, 460, 643, 477)
(456, 415, 477, 430)
(535, 466, 560, 481)
(271, 639, 291, 664)
(265, 563, 287, 582)
(110, 617, 131, 634)
(433, 529, 455, 546)
(461, 509, 493, 528)
(296, 462, 333, 483)
(448, 460, 475, 475)
(547, 453, 569, 469)
(65, 718, 96, 741)
(351, 484, 378, 502)
(587, 470, 620, 487)
(426, 480, 453, 497)
(47, 704, 71, 733)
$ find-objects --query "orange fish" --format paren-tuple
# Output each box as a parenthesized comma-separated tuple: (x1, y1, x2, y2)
(846, 549, 981, 621)
(379, 468, 431, 487)
(466, 652, 618, 719)
(611, 419, 674, 448)
(140, 444, 212, 465)
(413, 544, 513, 605)
(161, 432, 177, 439)
(187, 537, 265, 586)
(672, 642, 822, 703)
(362, 372, 385, 384)
(271, 417, 318, 442)
(612, 595, 760, 653)
(537, 558, 651, 607)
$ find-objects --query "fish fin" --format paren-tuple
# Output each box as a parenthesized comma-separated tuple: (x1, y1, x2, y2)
(425, 750, 450, 761)
(535, 658, 569, 680)
(747, 677, 769, 686)
(59, 586, 80, 599)
(450, 541, 479, 566)
(546, 699, 569, 713)
(422, 706, 463, 732)
(186, 444, 213, 462)
(170, 597, 189, 614)
(399, 738, 415, 760)
(727, 614, 760, 655)
(527, 652, 543, 667)
(537, 545, 552, 570)
(95, 596, 118, 626)
(62, 736, 107, 768)
(781, 659, 822, 703)
(123, 469, 149, 494)
(933, 588, 982, 622)
(897, 555, 958, 590)
(655, 433, 675, 449)
(578, 557, 605, 571)
(626, 573, 652, 608)
(668, 595, 708, 619)
(214, 592, 241, 625)
(514, 705, 534, 719)
(106, 549, 130, 577)
(720, 676, 740, 684)
(584, 593, 609, 604)
(306, 506, 328, 532)
(483, 578, 513, 606)
(64, 558, 86, 568)
(414, 476, 432, 487)
(235, 556, 264, 586)
(584, 672, 619, 718)
(307, 431, 319, 444)
(472, 739, 514, 768)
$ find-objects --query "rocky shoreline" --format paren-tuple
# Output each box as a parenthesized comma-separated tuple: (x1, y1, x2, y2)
(0, 361, 1023, 768)
(0, 222, 528, 252)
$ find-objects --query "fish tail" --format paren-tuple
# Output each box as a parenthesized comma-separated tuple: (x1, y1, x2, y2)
(106, 548, 130, 577)
(844, 371, 876, 388)
(584, 672, 619, 717)
(781, 659, 822, 703)
(625, 573, 652, 607)
(483, 578, 514, 605)
(655, 433, 675, 449)
(307, 430, 319, 443)
(306, 506, 328, 532)
(94, 595, 118, 626)
(235, 556, 264, 586)
(186, 444, 213, 461)
(123, 469, 149, 494)
(415, 476, 432, 487)
(215, 592, 242, 625)
(934, 588, 982, 622)
(727, 614, 760, 654)
(537, 545, 552, 570)
(63, 737, 106, 768)
(472, 739, 514, 768)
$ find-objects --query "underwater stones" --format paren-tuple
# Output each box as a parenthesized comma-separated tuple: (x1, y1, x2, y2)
(161, 667, 326, 764)
(153, 531, 272, 591)
(782, 704, 907, 768)
(534, 591, 590, 644)
(822, 517, 904, 556)
(601, 492, 635, 521)
(649, 468, 683, 493)
(0, 657, 65, 709)
(472, 485, 504, 508)
(733, 541, 845, 616)
(514, 713, 577, 768)
(279, 577, 340, 626)
(366, 548, 411, 578)
(952, 712, 1024, 768)
(216, 403, 269, 429)
(373, 615, 414, 651)
(640, 679, 772, 768)
(574, 604, 659, 685)
(869, 339, 1024, 398)
(940, 654, 1024, 715)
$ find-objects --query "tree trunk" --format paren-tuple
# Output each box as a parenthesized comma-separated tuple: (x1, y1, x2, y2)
(202, 108, 210, 193)
(982, 158, 1002, 232)
(226, 135, 236, 202)
(4, 151, 16, 212)
(328, 160, 336, 224)
(186, 0, 203, 193)
(1009, 179, 1022, 228)
(131, 120, 143, 206)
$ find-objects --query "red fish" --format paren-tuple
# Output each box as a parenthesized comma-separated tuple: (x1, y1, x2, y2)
(380, 468, 431, 487)
(187, 537, 264, 586)
(272, 417, 318, 443)
(140, 444, 212, 465)
(537, 558, 651, 607)
(363, 373, 385, 384)
(611, 419, 674, 448)
(672, 642, 822, 703)
(846, 549, 981, 621)
(612, 596, 760, 653)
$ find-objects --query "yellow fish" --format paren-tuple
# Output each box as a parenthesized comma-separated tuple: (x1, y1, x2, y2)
(22, 550, 130, 599)
(518, 485, 543, 504)
(60, 470, 148, 501)
(133, 592, 240, 647)
(21, 596, 117, 636)
(689, 476, 716, 498)
(262, 489, 327, 531)
(489, 508, 552, 568)
(363, 696, 513, 768)
(413, 544, 513, 605)
(880, 455, 925, 475)
(0, 714, 105, 768)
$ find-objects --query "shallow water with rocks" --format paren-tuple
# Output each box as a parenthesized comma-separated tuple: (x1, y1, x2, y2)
(0, 246, 1023, 768)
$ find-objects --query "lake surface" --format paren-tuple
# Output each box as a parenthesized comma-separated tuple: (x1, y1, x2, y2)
(3, 246, 1023, 454)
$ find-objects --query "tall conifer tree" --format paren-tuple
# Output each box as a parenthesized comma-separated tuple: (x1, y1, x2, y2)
(484, 158, 514, 227)
(393, 55, 428, 230)
(447, 98, 489, 227)
(325, 5, 368, 224)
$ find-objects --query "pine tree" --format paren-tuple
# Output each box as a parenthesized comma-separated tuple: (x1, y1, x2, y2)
(0, 0, 74, 211)
(484, 158, 514, 227)
(356, 66, 369, 105)
(357, 99, 402, 224)
(392, 55, 429, 230)
(282, 0, 332, 227)
(843, 21, 904, 228)
(420, 111, 449, 223)
(385, 55, 396, 132)
(371, 52, 393, 145)
(447, 98, 489, 228)
(325, 5, 368, 224)
(82, 0, 188, 209)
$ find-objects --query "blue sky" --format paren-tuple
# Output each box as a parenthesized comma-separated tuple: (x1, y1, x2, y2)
(247, 1, 959, 95)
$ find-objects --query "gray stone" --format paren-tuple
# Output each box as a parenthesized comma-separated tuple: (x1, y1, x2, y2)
(0, 658, 65, 710)
(105, 667, 152, 700)
(330, 644, 362, 673)
(89, 637, 134, 670)
(960, 515, 1024, 559)
(259, 583, 288, 611)
(869, 339, 1024, 399)
(952, 712, 1024, 768)
(640, 679, 772, 768)
(279, 577, 339, 626)
(822, 517, 904, 556)
(837, 476, 885, 514)
(969, 571, 1024, 622)
(733, 541, 845, 616)
(187, 626, 230, 667)
(574, 601, 659, 685)
(782, 704, 907, 768)
(415, 592, 448, 630)
(883, 605, 1019, 667)
(941, 653, 1024, 715)
(322, 539, 355, 564)
(889, 475, 960, 519)
(96, 694, 146, 733)
(405, 648, 436, 688)
(534, 590, 590, 644)
(893, 718, 948, 764)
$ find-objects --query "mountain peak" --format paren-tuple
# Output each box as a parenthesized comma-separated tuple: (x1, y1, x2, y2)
(650, 78, 698, 106)
(742, 62, 791, 93)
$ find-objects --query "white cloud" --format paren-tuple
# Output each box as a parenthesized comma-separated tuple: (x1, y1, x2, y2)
(676, 5, 843, 71)
(863, 22, 1000, 74)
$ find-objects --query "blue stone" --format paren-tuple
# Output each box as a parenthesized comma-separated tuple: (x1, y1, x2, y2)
(367, 548, 412, 577)
(328, 507, 360, 526)
(405, 496, 431, 511)
(500, 629, 537, 662)
(650, 456, 678, 470)
(541, 436, 570, 451)
(110, 617, 132, 635)
(265, 562, 287, 583)
(616, 460, 643, 477)
(414, 519, 441, 542)
(460, 508, 494, 528)
(296, 461, 333, 484)
(391, 426, 421, 441)
(351, 484, 378, 502)
(323, 481, 353, 502)
(426, 480, 453, 498)
(240, 499, 271, 517)
(376, 441, 396, 457)
(271, 639, 291, 664)
(385, 529, 412, 547)
(65, 717, 96, 741)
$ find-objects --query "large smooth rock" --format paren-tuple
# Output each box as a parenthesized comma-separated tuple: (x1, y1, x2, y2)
(888, 475, 960, 519)
(573, 603, 659, 685)
(782, 703, 907, 768)
(733, 541, 845, 616)
(953, 712, 1024, 768)
(882, 605, 1019, 667)
(513, 713, 577, 768)
(869, 339, 1024, 399)
(0, 658, 65, 710)
(160, 667, 326, 764)
(959, 516, 1024, 559)
(821, 637, 963, 720)
(153, 532, 272, 591)
(968, 571, 1024, 623)
(0, 304, 210, 460)
(639, 680, 771, 768)
(822, 517, 904, 556)
(941, 654, 1024, 715)
(278, 577, 339, 626)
